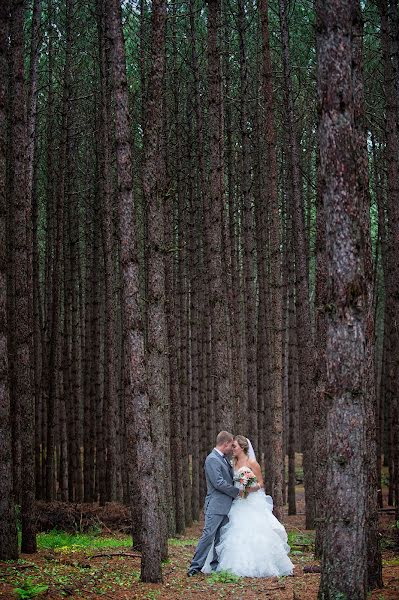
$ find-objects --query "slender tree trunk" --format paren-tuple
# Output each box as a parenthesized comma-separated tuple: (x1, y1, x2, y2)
(46, 0, 71, 502)
(97, 0, 118, 503)
(207, 0, 233, 432)
(313, 171, 328, 558)
(27, 3, 42, 500)
(223, 3, 248, 434)
(0, 0, 18, 561)
(352, 3, 382, 588)
(105, 0, 162, 582)
(143, 0, 173, 551)
(238, 0, 257, 451)
(380, 0, 399, 522)
(10, 0, 36, 553)
(259, 0, 284, 521)
(40, 0, 55, 499)
(165, 31, 185, 529)
(279, 0, 315, 528)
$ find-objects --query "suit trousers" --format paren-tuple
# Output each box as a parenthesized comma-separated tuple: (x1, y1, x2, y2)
(189, 512, 229, 572)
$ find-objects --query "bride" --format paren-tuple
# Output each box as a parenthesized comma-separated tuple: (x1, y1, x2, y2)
(202, 435, 294, 578)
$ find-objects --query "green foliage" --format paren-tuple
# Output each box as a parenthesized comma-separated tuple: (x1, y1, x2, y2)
(36, 529, 131, 552)
(13, 578, 48, 599)
(382, 558, 399, 566)
(169, 537, 197, 547)
(287, 531, 315, 547)
(208, 570, 242, 584)
(15, 505, 22, 533)
(144, 592, 161, 600)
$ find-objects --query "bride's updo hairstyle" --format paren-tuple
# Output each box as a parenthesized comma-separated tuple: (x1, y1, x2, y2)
(234, 435, 249, 455)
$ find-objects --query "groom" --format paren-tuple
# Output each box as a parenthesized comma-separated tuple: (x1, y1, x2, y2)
(187, 431, 240, 576)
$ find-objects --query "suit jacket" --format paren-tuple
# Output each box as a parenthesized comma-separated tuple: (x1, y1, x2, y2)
(204, 449, 239, 515)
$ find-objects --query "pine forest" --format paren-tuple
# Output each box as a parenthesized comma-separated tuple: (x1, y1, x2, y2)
(0, 0, 398, 598)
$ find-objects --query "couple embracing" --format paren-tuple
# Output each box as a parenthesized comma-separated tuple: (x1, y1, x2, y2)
(188, 431, 294, 578)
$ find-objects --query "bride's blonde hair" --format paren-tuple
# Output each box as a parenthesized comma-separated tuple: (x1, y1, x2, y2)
(234, 435, 249, 455)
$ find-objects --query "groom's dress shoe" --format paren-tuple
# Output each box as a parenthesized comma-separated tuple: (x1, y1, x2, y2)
(187, 570, 200, 577)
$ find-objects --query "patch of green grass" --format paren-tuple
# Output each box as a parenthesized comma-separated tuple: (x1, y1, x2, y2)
(36, 530, 131, 552)
(382, 558, 399, 566)
(169, 537, 197, 547)
(380, 536, 397, 551)
(288, 531, 315, 547)
(13, 578, 48, 599)
(144, 592, 161, 600)
(208, 570, 242, 584)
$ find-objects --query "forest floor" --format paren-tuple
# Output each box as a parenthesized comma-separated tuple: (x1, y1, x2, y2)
(1, 491, 398, 600)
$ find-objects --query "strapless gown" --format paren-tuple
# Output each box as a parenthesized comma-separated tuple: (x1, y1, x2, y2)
(202, 477, 294, 578)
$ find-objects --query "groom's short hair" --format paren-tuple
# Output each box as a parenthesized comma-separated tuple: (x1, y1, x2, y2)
(216, 431, 234, 446)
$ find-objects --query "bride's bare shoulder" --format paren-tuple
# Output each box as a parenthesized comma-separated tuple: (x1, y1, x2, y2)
(248, 458, 260, 469)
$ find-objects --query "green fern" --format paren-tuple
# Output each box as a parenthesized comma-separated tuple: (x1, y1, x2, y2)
(13, 578, 48, 599)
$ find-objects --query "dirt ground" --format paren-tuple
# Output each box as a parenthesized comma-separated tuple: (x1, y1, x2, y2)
(1, 491, 398, 600)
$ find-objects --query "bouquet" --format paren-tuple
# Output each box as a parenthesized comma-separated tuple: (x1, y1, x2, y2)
(234, 467, 257, 498)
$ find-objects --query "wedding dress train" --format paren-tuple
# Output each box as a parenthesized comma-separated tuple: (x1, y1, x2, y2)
(202, 482, 294, 578)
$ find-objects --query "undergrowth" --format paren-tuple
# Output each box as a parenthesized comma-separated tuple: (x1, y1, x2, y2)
(36, 529, 131, 552)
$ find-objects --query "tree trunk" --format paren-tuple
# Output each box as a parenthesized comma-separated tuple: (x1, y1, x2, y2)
(26, 2, 42, 502)
(279, 0, 315, 528)
(259, 0, 284, 522)
(143, 0, 173, 552)
(207, 0, 233, 432)
(0, 0, 18, 561)
(97, 0, 118, 503)
(238, 0, 257, 452)
(316, 0, 370, 596)
(352, 2, 382, 588)
(46, 0, 71, 502)
(105, 0, 162, 582)
(10, 0, 36, 553)
(380, 0, 399, 523)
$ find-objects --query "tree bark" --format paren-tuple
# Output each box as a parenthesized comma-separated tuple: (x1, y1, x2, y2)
(207, 0, 233, 432)
(10, 0, 36, 553)
(105, 0, 163, 582)
(279, 0, 315, 528)
(259, 0, 284, 522)
(97, 0, 119, 503)
(316, 0, 371, 596)
(380, 0, 399, 523)
(143, 0, 173, 551)
(0, 0, 18, 561)
(352, 2, 382, 588)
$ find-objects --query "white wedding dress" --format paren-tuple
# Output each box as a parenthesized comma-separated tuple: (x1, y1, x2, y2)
(202, 469, 294, 578)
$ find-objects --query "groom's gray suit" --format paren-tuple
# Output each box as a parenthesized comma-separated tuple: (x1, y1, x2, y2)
(188, 448, 239, 574)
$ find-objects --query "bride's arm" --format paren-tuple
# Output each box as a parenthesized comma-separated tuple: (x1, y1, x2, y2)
(248, 459, 264, 488)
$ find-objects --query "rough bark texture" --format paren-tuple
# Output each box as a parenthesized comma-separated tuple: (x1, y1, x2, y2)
(143, 0, 173, 551)
(97, 0, 118, 503)
(46, 0, 70, 503)
(238, 0, 257, 451)
(316, 0, 370, 597)
(260, 0, 284, 522)
(207, 0, 233, 432)
(380, 0, 399, 522)
(279, 0, 315, 529)
(0, 0, 18, 561)
(10, 0, 36, 553)
(352, 2, 382, 589)
(105, 0, 162, 583)
(313, 172, 328, 559)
